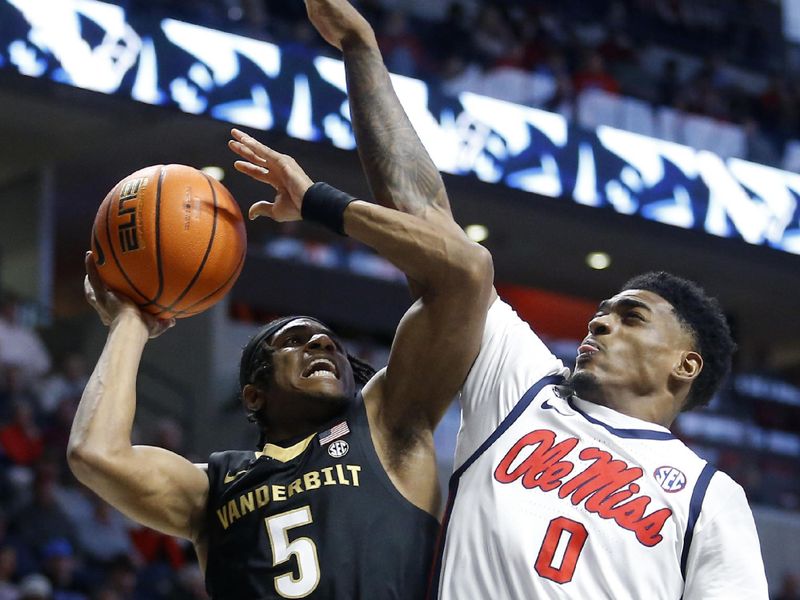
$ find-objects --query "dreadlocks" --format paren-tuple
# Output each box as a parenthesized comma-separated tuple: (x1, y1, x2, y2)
(239, 316, 376, 448)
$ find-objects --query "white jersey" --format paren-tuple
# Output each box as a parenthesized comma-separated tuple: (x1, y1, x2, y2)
(429, 299, 768, 600)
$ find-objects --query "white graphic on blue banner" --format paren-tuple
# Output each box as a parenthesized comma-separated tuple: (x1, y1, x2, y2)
(0, 0, 798, 254)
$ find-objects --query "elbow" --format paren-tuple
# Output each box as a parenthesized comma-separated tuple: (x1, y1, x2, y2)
(67, 438, 109, 484)
(450, 242, 494, 294)
(66, 440, 93, 481)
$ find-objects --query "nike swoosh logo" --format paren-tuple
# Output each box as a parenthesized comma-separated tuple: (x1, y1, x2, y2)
(541, 399, 571, 416)
(223, 469, 248, 484)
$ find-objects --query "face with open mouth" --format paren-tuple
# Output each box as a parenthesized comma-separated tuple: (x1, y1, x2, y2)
(267, 318, 355, 399)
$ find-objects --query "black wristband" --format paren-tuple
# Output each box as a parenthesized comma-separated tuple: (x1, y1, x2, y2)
(301, 182, 356, 236)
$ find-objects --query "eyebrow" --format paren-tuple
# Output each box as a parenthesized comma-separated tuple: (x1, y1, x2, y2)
(271, 323, 339, 345)
(596, 297, 652, 314)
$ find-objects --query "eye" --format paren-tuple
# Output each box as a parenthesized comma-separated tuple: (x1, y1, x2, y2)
(625, 312, 645, 322)
(283, 335, 303, 346)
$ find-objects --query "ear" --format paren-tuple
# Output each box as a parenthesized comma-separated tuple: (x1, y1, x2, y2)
(673, 351, 703, 383)
(242, 383, 266, 415)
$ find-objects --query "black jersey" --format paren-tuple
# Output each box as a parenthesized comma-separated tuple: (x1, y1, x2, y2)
(204, 397, 439, 599)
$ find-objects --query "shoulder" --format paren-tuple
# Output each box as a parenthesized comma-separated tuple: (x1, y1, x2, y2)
(361, 369, 428, 444)
(687, 470, 760, 550)
(472, 298, 567, 373)
(702, 470, 751, 517)
(360, 367, 385, 408)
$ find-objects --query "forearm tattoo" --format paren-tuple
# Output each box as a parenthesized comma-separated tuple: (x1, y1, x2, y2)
(344, 46, 449, 216)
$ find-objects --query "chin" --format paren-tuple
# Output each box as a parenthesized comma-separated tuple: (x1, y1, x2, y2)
(566, 369, 602, 401)
(301, 380, 355, 407)
(300, 377, 351, 400)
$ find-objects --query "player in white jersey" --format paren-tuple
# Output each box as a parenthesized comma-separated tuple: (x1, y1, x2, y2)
(301, 1, 769, 598)
(428, 289, 768, 599)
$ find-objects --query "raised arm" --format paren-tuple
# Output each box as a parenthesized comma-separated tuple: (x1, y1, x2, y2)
(304, 0, 498, 300)
(67, 254, 209, 546)
(305, 0, 451, 220)
(229, 134, 493, 511)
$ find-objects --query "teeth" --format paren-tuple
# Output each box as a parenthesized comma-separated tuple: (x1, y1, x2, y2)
(305, 359, 337, 378)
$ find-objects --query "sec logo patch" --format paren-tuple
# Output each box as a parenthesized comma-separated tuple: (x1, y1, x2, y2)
(327, 440, 349, 458)
(654, 466, 687, 492)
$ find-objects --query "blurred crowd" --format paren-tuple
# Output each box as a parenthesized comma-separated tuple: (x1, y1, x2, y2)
(0, 293, 208, 600)
(124, 0, 800, 168)
(257, 223, 405, 284)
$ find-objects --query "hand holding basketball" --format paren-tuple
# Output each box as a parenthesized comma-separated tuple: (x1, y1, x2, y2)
(84, 252, 175, 338)
(228, 129, 313, 223)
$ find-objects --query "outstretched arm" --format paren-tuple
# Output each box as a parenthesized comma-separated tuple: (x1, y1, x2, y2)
(305, 0, 451, 220)
(67, 255, 209, 544)
(304, 0, 497, 302)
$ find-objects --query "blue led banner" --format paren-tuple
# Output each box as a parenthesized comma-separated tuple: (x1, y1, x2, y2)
(1, 0, 798, 255)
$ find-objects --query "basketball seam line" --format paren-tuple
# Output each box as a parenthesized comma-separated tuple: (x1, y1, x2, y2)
(139, 165, 172, 310)
(160, 171, 220, 314)
(104, 179, 151, 303)
(172, 246, 246, 317)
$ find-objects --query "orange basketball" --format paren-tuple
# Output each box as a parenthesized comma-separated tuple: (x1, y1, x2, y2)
(90, 164, 247, 319)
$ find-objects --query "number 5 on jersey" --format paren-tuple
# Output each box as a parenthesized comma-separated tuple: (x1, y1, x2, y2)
(265, 506, 320, 598)
(535, 517, 588, 584)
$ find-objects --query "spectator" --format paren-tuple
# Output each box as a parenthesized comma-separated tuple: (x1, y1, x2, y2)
(39, 539, 86, 600)
(376, 10, 429, 78)
(37, 354, 88, 417)
(0, 401, 44, 467)
(0, 294, 51, 391)
(573, 50, 620, 94)
(11, 465, 76, 552)
(0, 545, 19, 600)
(96, 557, 136, 600)
(41, 400, 78, 464)
(471, 5, 517, 68)
(17, 574, 51, 600)
(0, 510, 35, 579)
(73, 497, 134, 568)
(655, 58, 681, 107)
(426, 2, 472, 69)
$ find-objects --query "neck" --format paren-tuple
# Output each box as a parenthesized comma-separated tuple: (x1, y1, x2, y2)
(263, 429, 318, 448)
(567, 379, 678, 428)
(264, 404, 351, 446)
(592, 395, 677, 428)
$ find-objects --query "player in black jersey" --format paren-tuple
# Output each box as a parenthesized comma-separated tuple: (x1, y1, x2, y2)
(68, 130, 494, 597)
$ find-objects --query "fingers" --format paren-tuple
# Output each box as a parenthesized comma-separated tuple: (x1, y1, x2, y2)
(85, 251, 105, 294)
(83, 275, 97, 307)
(84, 252, 105, 315)
(233, 160, 276, 186)
(230, 129, 283, 163)
(248, 201, 276, 221)
(228, 139, 268, 167)
(148, 316, 176, 339)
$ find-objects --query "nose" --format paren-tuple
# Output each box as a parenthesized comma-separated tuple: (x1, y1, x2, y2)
(588, 314, 611, 336)
(307, 333, 336, 352)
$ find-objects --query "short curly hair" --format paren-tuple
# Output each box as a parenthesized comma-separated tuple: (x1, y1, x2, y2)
(621, 272, 735, 411)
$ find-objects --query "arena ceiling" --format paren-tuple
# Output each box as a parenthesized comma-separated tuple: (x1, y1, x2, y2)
(0, 74, 798, 380)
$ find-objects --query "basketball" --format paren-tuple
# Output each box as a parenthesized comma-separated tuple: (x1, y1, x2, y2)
(90, 164, 247, 319)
